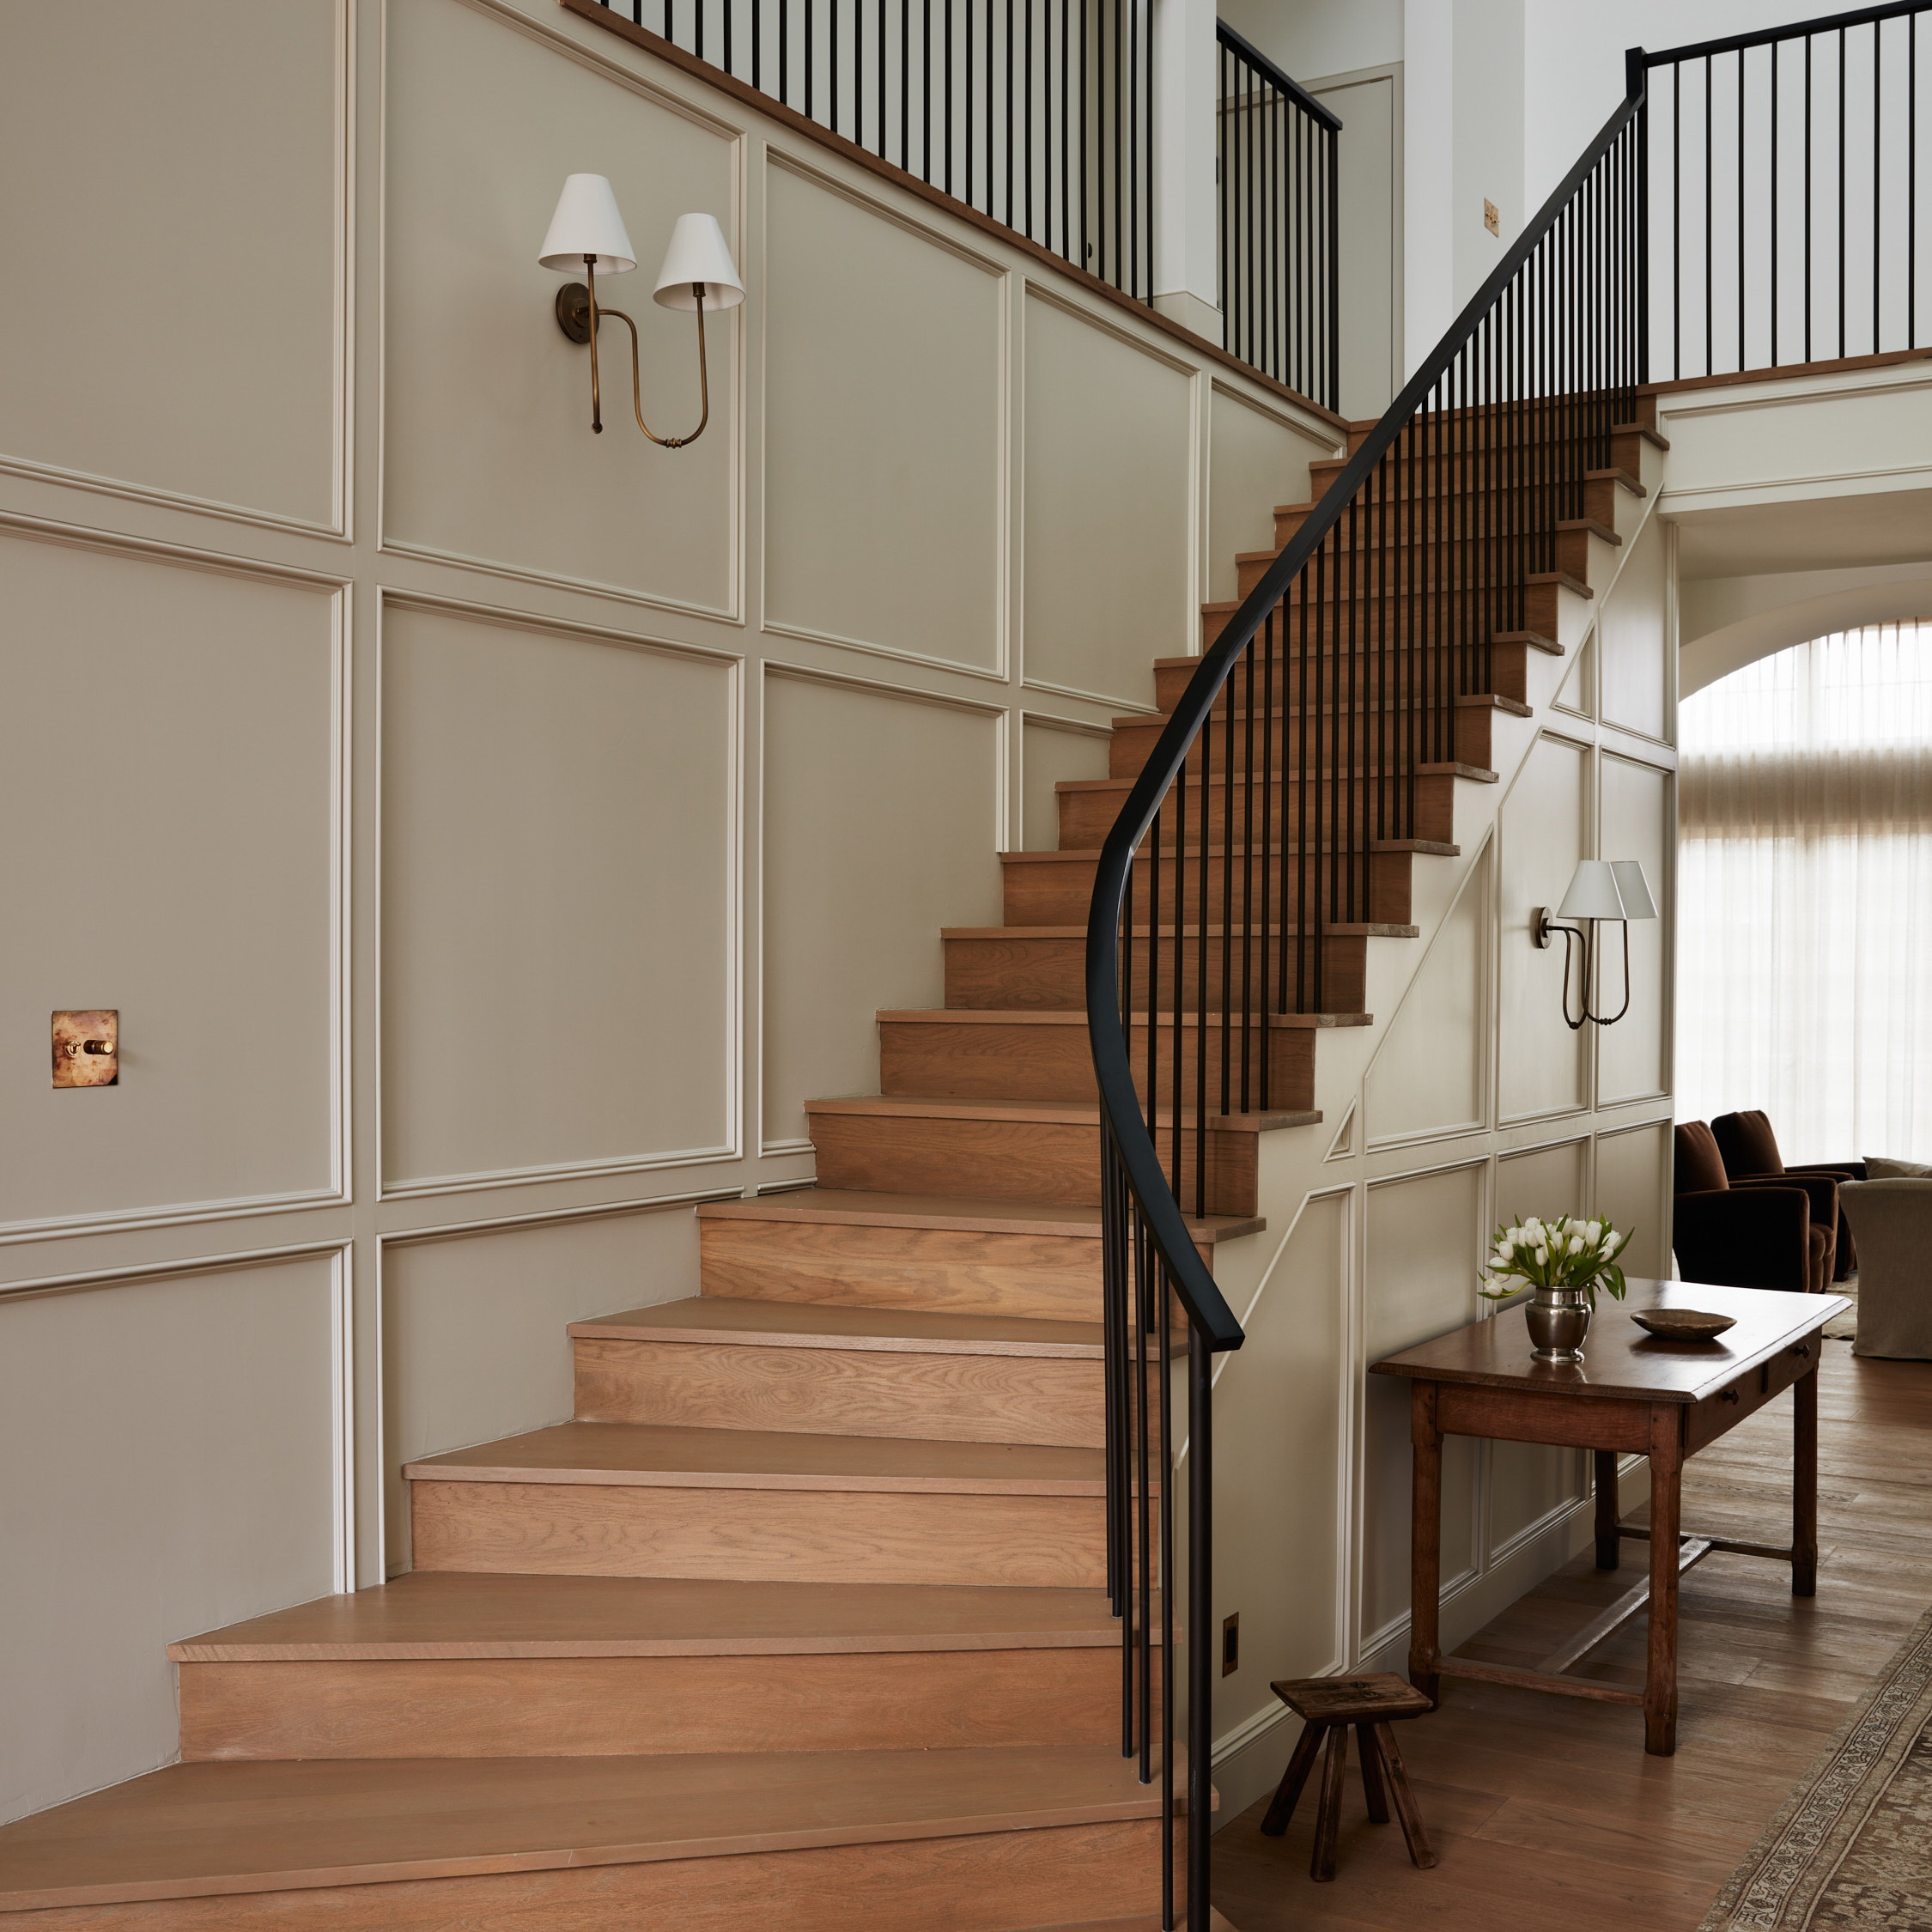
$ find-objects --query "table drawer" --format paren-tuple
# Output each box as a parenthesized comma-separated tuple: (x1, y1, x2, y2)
(1686, 1339, 1818, 1455)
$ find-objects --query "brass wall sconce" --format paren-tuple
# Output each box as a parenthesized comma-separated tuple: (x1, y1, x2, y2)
(538, 174, 744, 447)
(1532, 860, 1658, 1030)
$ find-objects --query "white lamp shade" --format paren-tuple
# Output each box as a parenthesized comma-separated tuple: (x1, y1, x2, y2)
(1556, 860, 1629, 921)
(538, 174, 636, 274)
(652, 212, 745, 310)
(1607, 859, 1659, 920)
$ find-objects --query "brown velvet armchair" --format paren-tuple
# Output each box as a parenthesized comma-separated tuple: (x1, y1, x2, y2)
(1710, 1109, 1861, 1280)
(1674, 1121, 1834, 1294)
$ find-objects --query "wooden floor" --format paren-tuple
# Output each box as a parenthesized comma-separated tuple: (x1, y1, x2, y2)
(1215, 1340, 1932, 1932)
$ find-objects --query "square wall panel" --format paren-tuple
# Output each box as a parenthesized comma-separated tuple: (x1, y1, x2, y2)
(384, 0, 736, 611)
(763, 162, 1004, 672)
(0, 535, 337, 1231)
(1207, 385, 1331, 604)
(1598, 754, 1671, 1105)
(0, 1257, 337, 1823)
(1023, 295, 1192, 707)
(380, 605, 735, 1191)
(0, 1, 341, 526)
(1498, 733, 1589, 1121)
(762, 673, 1001, 1148)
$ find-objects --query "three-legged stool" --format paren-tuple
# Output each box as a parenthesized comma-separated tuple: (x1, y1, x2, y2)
(1260, 1674, 1436, 1882)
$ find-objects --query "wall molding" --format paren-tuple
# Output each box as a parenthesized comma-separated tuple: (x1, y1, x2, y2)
(380, 1143, 742, 1203)
(0, 1236, 350, 1306)
(378, 1181, 743, 1248)
(378, 538, 743, 629)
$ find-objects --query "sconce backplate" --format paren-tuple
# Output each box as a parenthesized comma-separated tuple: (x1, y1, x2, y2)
(556, 282, 593, 344)
(1530, 908, 1553, 949)
(52, 1009, 118, 1088)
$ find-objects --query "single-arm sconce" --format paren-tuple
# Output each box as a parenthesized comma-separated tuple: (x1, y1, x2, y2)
(538, 174, 744, 447)
(1532, 859, 1658, 1030)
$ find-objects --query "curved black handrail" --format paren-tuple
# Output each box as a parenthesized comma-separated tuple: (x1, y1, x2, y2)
(1086, 77, 1648, 1932)
(1084, 83, 1647, 1356)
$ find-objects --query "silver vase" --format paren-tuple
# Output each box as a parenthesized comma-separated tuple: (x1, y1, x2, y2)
(1526, 1286, 1592, 1362)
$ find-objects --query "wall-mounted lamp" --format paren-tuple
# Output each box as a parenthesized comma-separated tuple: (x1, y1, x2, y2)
(538, 173, 744, 447)
(1532, 859, 1657, 1030)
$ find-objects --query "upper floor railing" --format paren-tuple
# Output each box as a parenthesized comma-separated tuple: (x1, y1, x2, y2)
(1217, 21, 1340, 408)
(585, 0, 1342, 407)
(1638, 2, 1931, 379)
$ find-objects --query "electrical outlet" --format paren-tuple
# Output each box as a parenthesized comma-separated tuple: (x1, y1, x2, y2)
(1221, 1612, 1240, 1676)
(1484, 197, 1501, 236)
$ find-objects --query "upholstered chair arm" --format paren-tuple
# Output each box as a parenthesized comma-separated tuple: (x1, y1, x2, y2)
(1733, 1170, 1838, 1229)
(1673, 1187, 1813, 1294)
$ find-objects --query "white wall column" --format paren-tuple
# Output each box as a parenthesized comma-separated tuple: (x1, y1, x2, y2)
(1151, 0, 1222, 339)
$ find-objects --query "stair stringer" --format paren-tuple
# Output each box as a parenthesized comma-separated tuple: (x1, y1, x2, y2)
(1181, 431, 1674, 1826)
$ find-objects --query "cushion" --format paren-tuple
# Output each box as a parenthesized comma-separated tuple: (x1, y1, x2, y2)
(1713, 1109, 1784, 1177)
(1674, 1121, 1729, 1195)
(1863, 1155, 1932, 1178)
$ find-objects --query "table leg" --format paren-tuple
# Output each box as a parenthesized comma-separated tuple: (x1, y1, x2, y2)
(1793, 1356, 1818, 1598)
(1310, 1725, 1349, 1883)
(1594, 1448, 1621, 1571)
(1643, 1405, 1685, 1756)
(1409, 1382, 1442, 1704)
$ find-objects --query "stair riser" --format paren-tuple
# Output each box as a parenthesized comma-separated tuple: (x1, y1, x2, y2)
(806, 1109, 1260, 1217)
(1274, 496, 1625, 545)
(699, 1215, 1110, 1322)
(1235, 529, 1600, 597)
(409, 1479, 1108, 1588)
(177, 1648, 1126, 1759)
(1113, 703, 1499, 776)
(1003, 851, 1415, 927)
(879, 1016, 1313, 1113)
(942, 929, 1370, 1016)
(1141, 644, 1530, 717)
(574, 1335, 1103, 1448)
(1201, 578, 1573, 648)
(14, 1818, 1164, 1931)
(1061, 774, 1458, 848)
(1337, 395, 1655, 457)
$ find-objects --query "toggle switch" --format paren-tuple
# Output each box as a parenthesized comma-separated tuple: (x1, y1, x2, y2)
(52, 1011, 118, 1087)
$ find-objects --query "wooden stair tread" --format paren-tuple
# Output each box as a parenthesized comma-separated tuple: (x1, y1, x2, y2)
(878, 1007, 1372, 1031)
(167, 1571, 1123, 1661)
(1063, 763, 1504, 792)
(1229, 516, 1619, 564)
(0, 1747, 1162, 1911)
(941, 923, 1419, 939)
(1000, 839, 1460, 860)
(572, 1294, 1104, 1357)
(697, 1187, 1266, 1242)
(1198, 568, 1593, 614)
(405, 1420, 1106, 1495)
(804, 1095, 1319, 1133)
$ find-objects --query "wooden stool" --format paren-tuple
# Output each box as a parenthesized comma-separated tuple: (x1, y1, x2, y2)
(1260, 1674, 1436, 1882)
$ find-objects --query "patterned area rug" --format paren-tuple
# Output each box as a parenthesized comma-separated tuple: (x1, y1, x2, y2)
(1698, 1597, 1932, 1929)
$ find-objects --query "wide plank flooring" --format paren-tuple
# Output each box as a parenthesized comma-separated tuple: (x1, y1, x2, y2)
(1215, 1341, 1932, 1932)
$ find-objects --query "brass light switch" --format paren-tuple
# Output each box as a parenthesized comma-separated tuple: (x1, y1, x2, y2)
(52, 1010, 118, 1087)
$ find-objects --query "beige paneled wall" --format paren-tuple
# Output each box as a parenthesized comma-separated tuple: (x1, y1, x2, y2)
(0, 1259, 342, 1824)
(1206, 453, 1679, 1823)
(0, 0, 1340, 1821)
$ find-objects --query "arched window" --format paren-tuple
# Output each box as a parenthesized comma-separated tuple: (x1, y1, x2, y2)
(1677, 620, 1932, 1163)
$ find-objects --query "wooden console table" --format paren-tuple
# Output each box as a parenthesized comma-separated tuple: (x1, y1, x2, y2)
(1370, 1279, 1848, 1755)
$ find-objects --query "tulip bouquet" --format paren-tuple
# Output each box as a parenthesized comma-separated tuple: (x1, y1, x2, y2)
(1479, 1214, 1631, 1306)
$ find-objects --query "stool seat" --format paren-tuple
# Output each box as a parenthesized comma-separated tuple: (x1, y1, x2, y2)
(1270, 1673, 1433, 1724)
(1261, 1672, 1436, 1882)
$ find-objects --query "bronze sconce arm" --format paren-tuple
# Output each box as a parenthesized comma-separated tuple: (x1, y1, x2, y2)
(556, 258, 712, 448)
(1532, 909, 1635, 1030)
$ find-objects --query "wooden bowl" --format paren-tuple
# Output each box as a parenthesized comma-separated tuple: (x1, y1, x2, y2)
(1631, 1309, 1736, 1342)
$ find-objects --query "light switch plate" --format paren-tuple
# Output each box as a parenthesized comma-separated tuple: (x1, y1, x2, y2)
(52, 1010, 118, 1087)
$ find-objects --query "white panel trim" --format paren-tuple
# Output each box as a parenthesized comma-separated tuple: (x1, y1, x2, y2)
(381, 1144, 742, 1202)
(378, 1182, 742, 1248)
(760, 619, 1008, 684)
(1019, 676, 1163, 714)
(379, 538, 742, 627)
(0, 1237, 350, 1305)
(0, 1188, 349, 1251)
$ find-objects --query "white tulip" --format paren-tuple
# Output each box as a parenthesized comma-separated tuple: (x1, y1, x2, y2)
(1534, 1246, 1548, 1267)
(1570, 1232, 1586, 1254)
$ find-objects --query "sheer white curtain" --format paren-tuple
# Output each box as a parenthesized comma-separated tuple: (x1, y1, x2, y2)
(1676, 621, 1932, 1165)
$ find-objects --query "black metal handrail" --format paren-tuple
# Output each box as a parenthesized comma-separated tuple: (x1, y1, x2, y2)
(1086, 76, 1649, 1932)
(1638, 2, 1929, 379)
(1217, 21, 1340, 409)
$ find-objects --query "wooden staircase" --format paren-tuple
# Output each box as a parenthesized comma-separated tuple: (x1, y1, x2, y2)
(0, 408, 1654, 1929)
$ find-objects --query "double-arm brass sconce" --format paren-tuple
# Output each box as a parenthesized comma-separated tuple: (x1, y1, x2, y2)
(539, 175, 743, 447)
(1532, 859, 1659, 1030)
